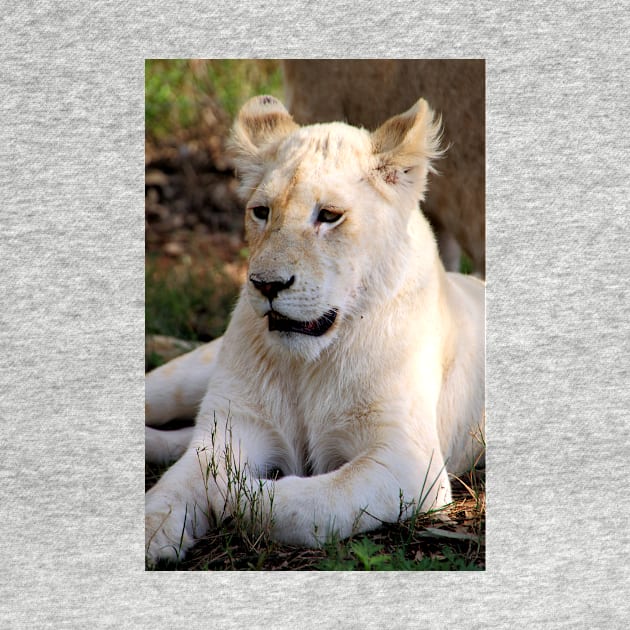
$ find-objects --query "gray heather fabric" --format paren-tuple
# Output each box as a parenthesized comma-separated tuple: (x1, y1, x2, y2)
(1, 2, 629, 628)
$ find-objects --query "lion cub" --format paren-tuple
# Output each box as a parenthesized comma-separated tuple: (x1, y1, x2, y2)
(145, 95, 485, 565)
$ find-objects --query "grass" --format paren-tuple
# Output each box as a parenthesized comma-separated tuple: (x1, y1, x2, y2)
(319, 538, 481, 571)
(460, 253, 474, 275)
(146, 249, 240, 342)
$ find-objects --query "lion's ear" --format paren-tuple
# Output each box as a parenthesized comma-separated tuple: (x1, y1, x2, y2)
(231, 95, 298, 159)
(371, 99, 443, 197)
(230, 95, 298, 198)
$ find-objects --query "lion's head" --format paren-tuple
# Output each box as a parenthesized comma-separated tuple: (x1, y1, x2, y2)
(230, 95, 442, 360)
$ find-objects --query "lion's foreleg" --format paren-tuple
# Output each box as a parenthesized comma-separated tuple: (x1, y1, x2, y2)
(266, 445, 451, 547)
(145, 406, 276, 565)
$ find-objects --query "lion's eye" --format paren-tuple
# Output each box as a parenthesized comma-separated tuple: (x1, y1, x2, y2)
(251, 206, 270, 221)
(317, 208, 343, 223)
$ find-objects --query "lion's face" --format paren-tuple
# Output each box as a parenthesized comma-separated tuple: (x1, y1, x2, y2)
(231, 96, 442, 360)
(243, 126, 375, 358)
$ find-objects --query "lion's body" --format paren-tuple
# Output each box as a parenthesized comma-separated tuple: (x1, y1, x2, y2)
(145, 96, 485, 564)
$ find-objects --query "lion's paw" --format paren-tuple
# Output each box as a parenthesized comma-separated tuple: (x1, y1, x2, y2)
(145, 498, 195, 567)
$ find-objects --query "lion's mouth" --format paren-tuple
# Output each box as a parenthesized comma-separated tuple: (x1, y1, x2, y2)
(266, 309, 338, 336)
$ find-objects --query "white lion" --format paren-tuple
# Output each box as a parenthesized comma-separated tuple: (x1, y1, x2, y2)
(145, 95, 485, 565)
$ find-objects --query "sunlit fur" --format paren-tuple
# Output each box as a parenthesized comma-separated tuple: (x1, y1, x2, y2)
(145, 96, 485, 564)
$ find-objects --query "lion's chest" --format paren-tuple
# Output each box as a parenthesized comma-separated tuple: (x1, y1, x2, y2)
(281, 394, 378, 477)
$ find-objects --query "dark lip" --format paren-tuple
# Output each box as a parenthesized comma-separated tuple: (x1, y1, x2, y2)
(266, 309, 338, 337)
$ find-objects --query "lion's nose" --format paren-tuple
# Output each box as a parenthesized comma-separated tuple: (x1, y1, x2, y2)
(249, 274, 295, 301)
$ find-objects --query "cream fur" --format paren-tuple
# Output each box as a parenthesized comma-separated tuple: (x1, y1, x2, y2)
(145, 96, 485, 565)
